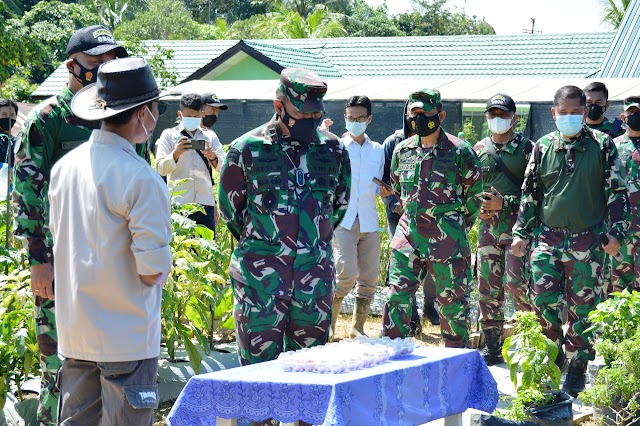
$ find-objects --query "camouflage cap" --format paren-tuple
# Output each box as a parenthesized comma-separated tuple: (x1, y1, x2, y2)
(278, 68, 327, 113)
(408, 89, 441, 112)
(624, 96, 640, 111)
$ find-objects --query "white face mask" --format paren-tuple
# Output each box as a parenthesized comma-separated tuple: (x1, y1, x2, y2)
(487, 117, 513, 135)
(182, 116, 201, 132)
(141, 105, 157, 136)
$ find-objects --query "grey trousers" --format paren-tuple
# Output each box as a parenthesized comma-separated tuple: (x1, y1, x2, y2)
(57, 356, 159, 426)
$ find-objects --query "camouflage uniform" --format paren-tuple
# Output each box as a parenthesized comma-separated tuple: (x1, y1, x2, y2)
(218, 69, 350, 366)
(586, 117, 625, 139)
(475, 134, 533, 332)
(382, 90, 482, 347)
(612, 132, 640, 292)
(513, 127, 629, 361)
(12, 87, 148, 424)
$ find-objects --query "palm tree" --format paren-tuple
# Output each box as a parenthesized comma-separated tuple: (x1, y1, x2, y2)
(253, 4, 347, 38)
(601, 0, 632, 29)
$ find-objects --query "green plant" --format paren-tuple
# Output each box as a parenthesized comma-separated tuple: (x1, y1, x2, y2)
(161, 184, 233, 373)
(0, 201, 39, 410)
(499, 311, 561, 420)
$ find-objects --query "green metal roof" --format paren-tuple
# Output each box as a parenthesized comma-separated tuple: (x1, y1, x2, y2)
(598, 0, 640, 78)
(34, 32, 615, 97)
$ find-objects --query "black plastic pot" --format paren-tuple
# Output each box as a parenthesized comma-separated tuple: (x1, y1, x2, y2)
(470, 391, 574, 426)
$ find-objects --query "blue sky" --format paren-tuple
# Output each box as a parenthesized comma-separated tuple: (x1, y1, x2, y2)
(363, 0, 615, 34)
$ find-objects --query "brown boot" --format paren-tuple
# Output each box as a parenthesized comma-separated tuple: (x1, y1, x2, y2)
(330, 296, 344, 340)
(349, 297, 371, 338)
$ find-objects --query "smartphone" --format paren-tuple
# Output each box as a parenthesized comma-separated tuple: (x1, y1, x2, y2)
(188, 139, 206, 150)
(372, 177, 397, 194)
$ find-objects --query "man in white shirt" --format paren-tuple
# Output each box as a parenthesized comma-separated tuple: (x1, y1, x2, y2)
(49, 57, 173, 425)
(330, 95, 392, 337)
(155, 93, 225, 232)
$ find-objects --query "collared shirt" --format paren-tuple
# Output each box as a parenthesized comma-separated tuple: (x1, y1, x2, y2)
(49, 129, 172, 362)
(155, 123, 225, 206)
(339, 133, 384, 232)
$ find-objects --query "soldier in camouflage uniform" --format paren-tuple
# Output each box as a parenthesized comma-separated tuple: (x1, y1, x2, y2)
(473, 94, 533, 365)
(584, 82, 626, 138)
(512, 85, 629, 397)
(382, 89, 483, 348)
(12, 26, 129, 424)
(218, 69, 350, 380)
(612, 96, 640, 292)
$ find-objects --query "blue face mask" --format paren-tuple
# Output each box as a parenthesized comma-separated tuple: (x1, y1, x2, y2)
(555, 114, 584, 137)
(182, 116, 201, 132)
(345, 121, 367, 137)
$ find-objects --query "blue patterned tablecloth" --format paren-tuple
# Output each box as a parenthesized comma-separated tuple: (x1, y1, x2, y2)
(167, 347, 498, 426)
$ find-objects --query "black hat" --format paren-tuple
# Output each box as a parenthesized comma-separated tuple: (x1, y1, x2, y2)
(201, 93, 228, 110)
(485, 93, 516, 113)
(71, 57, 171, 121)
(65, 25, 128, 59)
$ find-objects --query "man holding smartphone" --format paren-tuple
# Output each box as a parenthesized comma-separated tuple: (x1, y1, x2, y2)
(155, 93, 225, 233)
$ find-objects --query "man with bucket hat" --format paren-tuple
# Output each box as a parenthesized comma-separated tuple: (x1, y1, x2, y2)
(382, 88, 483, 348)
(12, 24, 129, 424)
(49, 56, 173, 425)
(218, 68, 350, 421)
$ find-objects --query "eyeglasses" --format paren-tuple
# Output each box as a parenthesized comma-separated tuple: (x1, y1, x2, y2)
(344, 115, 368, 123)
(157, 101, 168, 116)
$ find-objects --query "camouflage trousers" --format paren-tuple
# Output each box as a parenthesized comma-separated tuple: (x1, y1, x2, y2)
(477, 242, 533, 331)
(382, 248, 471, 348)
(530, 226, 605, 361)
(35, 296, 60, 425)
(232, 278, 331, 366)
(611, 236, 640, 293)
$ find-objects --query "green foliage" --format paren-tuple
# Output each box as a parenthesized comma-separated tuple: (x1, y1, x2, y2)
(499, 311, 561, 420)
(343, 1, 404, 37)
(601, 0, 631, 29)
(21, 1, 100, 82)
(394, 0, 495, 36)
(121, 39, 179, 89)
(247, 4, 347, 39)
(462, 118, 479, 145)
(586, 289, 640, 363)
(161, 185, 233, 373)
(0, 201, 39, 410)
(376, 196, 390, 287)
(0, 4, 47, 82)
(0, 74, 39, 103)
(579, 334, 640, 424)
(114, 0, 203, 40)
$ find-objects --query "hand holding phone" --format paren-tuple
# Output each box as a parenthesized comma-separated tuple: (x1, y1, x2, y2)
(188, 139, 206, 150)
(372, 177, 399, 196)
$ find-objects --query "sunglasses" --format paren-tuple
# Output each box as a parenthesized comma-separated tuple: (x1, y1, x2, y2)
(157, 101, 168, 116)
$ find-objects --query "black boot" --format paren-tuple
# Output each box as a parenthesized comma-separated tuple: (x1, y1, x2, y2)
(422, 299, 440, 326)
(409, 295, 421, 337)
(481, 328, 504, 365)
(554, 346, 567, 373)
(562, 358, 588, 397)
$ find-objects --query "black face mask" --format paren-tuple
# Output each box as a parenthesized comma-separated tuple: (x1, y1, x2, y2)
(0, 118, 13, 133)
(72, 59, 99, 87)
(627, 112, 640, 132)
(409, 113, 440, 137)
(588, 104, 606, 121)
(202, 114, 217, 128)
(281, 109, 320, 144)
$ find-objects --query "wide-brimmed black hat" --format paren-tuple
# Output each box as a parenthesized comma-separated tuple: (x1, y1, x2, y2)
(65, 25, 127, 59)
(71, 57, 171, 121)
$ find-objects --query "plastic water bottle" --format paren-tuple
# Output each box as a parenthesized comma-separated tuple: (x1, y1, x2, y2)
(0, 163, 8, 194)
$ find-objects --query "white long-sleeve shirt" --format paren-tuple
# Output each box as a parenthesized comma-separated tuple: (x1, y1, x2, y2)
(49, 129, 172, 362)
(155, 123, 225, 206)
(340, 133, 385, 232)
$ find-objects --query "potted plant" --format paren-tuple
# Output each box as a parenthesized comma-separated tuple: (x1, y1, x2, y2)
(579, 289, 640, 425)
(471, 311, 573, 425)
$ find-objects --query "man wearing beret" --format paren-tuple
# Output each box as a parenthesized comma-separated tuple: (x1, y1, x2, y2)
(50, 56, 172, 425)
(382, 89, 483, 348)
(12, 25, 129, 424)
(218, 69, 350, 424)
